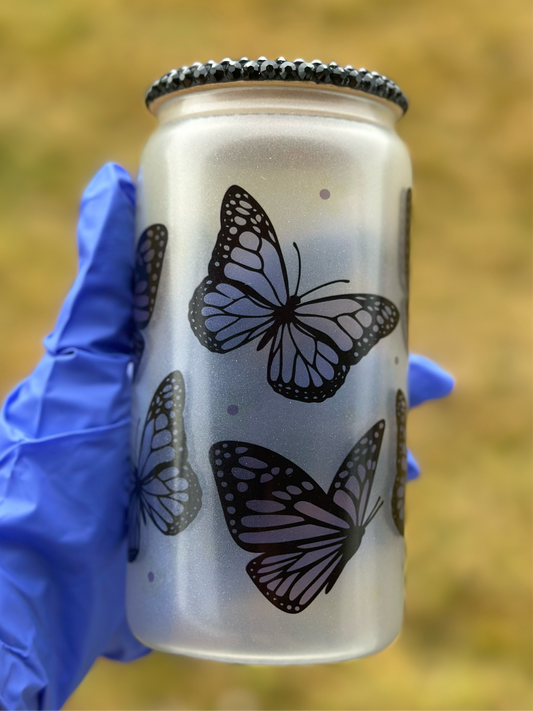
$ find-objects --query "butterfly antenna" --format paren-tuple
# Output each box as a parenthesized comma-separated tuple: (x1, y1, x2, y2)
(298, 278, 350, 300)
(363, 497, 384, 527)
(293, 242, 302, 297)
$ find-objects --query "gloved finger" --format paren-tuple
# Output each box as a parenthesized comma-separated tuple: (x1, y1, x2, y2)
(407, 450, 420, 481)
(45, 162, 135, 356)
(0, 164, 136, 440)
(408, 353, 454, 408)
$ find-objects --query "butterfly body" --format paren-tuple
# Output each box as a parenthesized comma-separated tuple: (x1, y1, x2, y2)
(189, 186, 399, 402)
(272, 293, 300, 326)
(210, 420, 385, 613)
(253, 292, 300, 351)
(323, 528, 366, 594)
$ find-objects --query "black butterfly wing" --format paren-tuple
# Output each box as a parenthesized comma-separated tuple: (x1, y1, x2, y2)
(321, 419, 385, 592)
(392, 390, 407, 535)
(399, 189, 411, 295)
(209, 441, 352, 613)
(128, 370, 202, 562)
(246, 544, 347, 614)
(328, 419, 385, 528)
(399, 188, 411, 348)
(188, 186, 289, 353)
(127, 466, 142, 562)
(133, 224, 168, 361)
(267, 295, 399, 402)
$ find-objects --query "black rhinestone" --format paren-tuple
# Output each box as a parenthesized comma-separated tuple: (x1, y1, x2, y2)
(313, 63, 328, 83)
(298, 62, 314, 80)
(381, 81, 393, 99)
(220, 57, 232, 66)
(328, 61, 339, 69)
(310, 59, 323, 66)
(225, 61, 242, 81)
(361, 72, 373, 90)
(257, 55, 267, 62)
(345, 69, 361, 89)
(193, 64, 208, 85)
(279, 61, 297, 80)
(178, 67, 193, 88)
(237, 57, 249, 66)
(242, 60, 261, 80)
(276, 56, 286, 63)
(329, 66, 346, 86)
(205, 59, 217, 68)
(260, 59, 278, 79)
(166, 69, 180, 90)
(209, 63, 226, 82)
(293, 58, 305, 67)
(374, 78, 386, 96)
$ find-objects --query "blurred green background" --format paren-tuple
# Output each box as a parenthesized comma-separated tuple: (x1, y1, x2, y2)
(0, 0, 531, 709)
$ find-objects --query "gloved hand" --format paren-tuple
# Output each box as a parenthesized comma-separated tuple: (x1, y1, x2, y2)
(0, 164, 454, 710)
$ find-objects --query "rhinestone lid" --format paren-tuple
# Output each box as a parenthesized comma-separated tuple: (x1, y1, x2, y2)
(145, 57, 408, 114)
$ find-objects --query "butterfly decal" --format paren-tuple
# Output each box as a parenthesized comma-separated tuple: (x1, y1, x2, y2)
(399, 189, 411, 349)
(128, 370, 202, 562)
(133, 224, 168, 365)
(189, 186, 399, 403)
(209, 421, 385, 613)
(391, 389, 407, 535)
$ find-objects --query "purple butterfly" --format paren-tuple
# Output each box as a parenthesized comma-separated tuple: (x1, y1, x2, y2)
(189, 186, 399, 403)
(133, 224, 168, 365)
(209, 421, 385, 613)
(391, 389, 407, 535)
(128, 370, 202, 563)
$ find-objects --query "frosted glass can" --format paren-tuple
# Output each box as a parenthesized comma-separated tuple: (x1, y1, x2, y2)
(127, 60, 412, 664)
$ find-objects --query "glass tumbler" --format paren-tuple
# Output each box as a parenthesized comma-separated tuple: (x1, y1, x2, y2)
(127, 58, 412, 664)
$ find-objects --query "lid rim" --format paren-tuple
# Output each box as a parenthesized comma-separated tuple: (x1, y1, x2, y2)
(145, 58, 408, 114)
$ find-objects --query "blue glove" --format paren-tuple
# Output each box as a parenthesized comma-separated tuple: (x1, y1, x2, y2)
(406, 354, 454, 480)
(0, 164, 148, 710)
(0, 164, 454, 710)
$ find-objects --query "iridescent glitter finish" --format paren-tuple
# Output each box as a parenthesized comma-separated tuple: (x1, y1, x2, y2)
(128, 76, 412, 664)
(145, 57, 408, 115)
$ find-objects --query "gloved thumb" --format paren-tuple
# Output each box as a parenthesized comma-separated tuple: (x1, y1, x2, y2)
(45, 163, 136, 356)
(0, 164, 136, 441)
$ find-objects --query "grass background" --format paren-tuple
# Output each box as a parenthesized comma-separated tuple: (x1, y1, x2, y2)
(0, 0, 531, 709)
